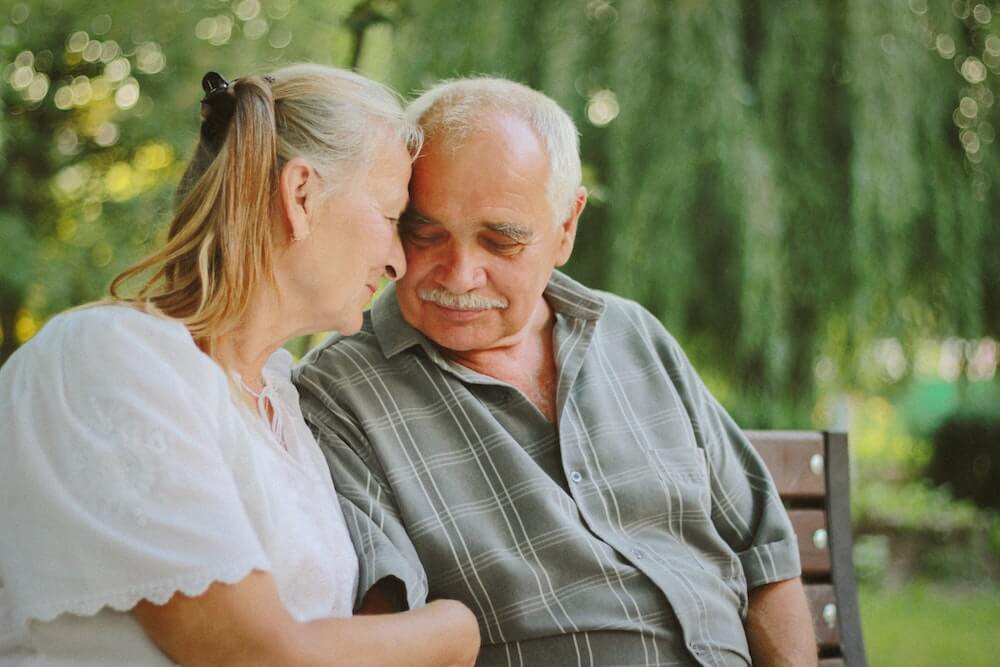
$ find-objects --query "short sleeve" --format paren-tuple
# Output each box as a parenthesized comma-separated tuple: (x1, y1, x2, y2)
(0, 306, 270, 627)
(638, 307, 801, 590)
(295, 368, 428, 611)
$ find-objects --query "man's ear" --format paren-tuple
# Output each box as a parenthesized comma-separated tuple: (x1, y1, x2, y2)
(278, 157, 315, 242)
(554, 186, 587, 267)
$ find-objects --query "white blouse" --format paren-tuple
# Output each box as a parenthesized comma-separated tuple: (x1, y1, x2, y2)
(0, 305, 359, 665)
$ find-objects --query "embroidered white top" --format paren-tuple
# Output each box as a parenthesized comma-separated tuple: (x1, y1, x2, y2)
(0, 305, 358, 666)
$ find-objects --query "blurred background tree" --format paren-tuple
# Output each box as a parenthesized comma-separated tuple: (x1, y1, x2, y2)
(2, 1, 1000, 663)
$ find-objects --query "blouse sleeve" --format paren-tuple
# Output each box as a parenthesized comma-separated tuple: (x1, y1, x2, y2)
(0, 306, 271, 628)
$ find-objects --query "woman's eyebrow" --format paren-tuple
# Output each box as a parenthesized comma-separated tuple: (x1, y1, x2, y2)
(401, 208, 435, 225)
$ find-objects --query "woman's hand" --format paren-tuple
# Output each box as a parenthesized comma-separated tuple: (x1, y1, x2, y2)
(133, 570, 480, 666)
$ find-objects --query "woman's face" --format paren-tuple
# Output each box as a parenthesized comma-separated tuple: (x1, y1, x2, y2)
(281, 136, 412, 335)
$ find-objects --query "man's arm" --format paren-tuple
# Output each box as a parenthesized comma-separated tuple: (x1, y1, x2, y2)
(745, 577, 817, 667)
(295, 370, 431, 611)
(358, 576, 408, 614)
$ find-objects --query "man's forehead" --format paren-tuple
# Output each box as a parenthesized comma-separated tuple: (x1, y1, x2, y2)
(417, 111, 547, 164)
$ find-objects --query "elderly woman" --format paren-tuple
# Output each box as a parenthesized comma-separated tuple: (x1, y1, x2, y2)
(0, 65, 478, 666)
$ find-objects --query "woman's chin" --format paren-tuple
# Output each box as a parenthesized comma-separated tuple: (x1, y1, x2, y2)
(328, 313, 364, 336)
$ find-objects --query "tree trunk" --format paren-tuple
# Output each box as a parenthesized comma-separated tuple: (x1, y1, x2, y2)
(0, 299, 20, 366)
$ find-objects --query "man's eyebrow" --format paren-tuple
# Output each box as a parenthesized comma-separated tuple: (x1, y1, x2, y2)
(485, 222, 535, 243)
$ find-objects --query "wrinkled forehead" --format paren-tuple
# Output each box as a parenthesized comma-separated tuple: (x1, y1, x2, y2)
(409, 122, 552, 227)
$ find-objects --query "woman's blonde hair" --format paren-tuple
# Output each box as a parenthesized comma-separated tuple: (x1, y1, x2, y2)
(110, 64, 421, 355)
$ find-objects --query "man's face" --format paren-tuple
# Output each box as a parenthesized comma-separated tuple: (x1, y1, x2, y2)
(396, 113, 578, 352)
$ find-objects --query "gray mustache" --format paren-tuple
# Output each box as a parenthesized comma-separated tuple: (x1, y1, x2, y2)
(418, 288, 509, 310)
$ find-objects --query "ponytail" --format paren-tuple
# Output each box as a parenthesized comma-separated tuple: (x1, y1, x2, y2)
(111, 75, 279, 355)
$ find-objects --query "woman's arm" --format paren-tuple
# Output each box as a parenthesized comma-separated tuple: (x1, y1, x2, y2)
(133, 570, 479, 667)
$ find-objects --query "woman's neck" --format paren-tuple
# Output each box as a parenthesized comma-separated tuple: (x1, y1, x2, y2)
(206, 288, 306, 393)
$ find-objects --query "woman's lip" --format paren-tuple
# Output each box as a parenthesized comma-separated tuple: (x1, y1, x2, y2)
(367, 284, 377, 295)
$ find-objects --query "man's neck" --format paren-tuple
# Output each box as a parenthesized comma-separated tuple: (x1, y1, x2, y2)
(442, 297, 554, 372)
(443, 297, 559, 422)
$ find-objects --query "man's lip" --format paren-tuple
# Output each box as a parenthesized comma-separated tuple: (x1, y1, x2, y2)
(426, 301, 488, 322)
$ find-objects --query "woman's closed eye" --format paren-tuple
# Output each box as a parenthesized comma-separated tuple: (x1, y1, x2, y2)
(400, 220, 446, 245)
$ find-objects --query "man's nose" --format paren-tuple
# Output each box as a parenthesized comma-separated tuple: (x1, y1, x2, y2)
(437, 243, 485, 293)
(383, 226, 407, 281)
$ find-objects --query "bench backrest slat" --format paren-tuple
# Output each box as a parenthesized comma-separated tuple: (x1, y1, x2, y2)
(745, 430, 868, 667)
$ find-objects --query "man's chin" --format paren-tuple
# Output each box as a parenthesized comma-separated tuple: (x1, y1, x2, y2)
(421, 320, 498, 353)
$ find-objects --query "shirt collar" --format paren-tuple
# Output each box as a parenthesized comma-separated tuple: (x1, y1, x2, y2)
(371, 269, 606, 360)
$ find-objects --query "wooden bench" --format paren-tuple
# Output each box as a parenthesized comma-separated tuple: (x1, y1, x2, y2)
(745, 431, 868, 667)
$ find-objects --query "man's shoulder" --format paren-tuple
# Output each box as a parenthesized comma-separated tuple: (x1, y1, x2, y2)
(294, 312, 391, 386)
(590, 288, 674, 339)
(578, 286, 692, 371)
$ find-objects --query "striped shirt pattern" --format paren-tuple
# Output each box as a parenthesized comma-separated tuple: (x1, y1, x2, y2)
(294, 271, 800, 667)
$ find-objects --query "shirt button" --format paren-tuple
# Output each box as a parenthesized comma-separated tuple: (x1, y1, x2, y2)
(569, 471, 583, 484)
(632, 547, 644, 560)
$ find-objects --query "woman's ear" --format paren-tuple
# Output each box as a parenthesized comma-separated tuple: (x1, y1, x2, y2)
(278, 157, 315, 242)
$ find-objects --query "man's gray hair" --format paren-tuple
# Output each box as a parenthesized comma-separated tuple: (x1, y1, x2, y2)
(406, 77, 582, 222)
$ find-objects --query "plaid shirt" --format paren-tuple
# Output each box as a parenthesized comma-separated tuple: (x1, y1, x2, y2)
(295, 271, 800, 667)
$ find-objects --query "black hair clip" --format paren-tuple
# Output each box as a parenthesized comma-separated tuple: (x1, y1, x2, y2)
(199, 71, 236, 154)
(202, 71, 231, 98)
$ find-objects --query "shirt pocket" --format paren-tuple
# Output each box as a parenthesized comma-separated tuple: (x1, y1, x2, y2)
(648, 446, 711, 518)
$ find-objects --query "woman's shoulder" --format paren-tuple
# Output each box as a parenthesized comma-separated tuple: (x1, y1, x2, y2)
(47, 302, 189, 342)
(3, 303, 226, 403)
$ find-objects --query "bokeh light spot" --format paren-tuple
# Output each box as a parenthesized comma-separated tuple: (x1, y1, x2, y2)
(92, 241, 113, 267)
(25, 73, 49, 102)
(92, 14, 112, 35)
(71, 75, 93, 106)
(959, 96, 979, 118)
(195, 17, 217, 40)
(961, 57, 987, 84)
(82, 39, 102, 62)
(586, 89, 620, 127)
(94, 122, 119, 147)
(135, 143, 174, 171)
(106, 57, 131, 82)
(115, 78, 140, 109)
(268, 25, 292, 49)
(15, 310, 38, 344)
(268, 0, 291, 19)
(67, 31, 89, 53)
(10, 3, 30, 24)
(935, 34, 956, 59)
(235, 0, 261, 21)
(244, 18, 269, 40)
(54, 86, 73, 110)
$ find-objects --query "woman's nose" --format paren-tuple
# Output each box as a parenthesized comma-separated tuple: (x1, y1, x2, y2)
(384, 226, 407, 280)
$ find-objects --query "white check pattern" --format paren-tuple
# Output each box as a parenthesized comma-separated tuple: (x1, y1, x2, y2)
(295, 271, 800, 667)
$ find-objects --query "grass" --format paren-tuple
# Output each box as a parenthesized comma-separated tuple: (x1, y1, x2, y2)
(859, 580, 1000, 667)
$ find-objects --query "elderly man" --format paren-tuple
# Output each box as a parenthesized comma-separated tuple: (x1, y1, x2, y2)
(295, 78, 815, 666)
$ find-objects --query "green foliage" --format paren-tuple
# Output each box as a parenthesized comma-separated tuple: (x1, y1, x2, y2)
(855, 478, 981, 532)
(0, 0, 373, 360)
(3, 0, 999, 426)
(928, 405, 1000, 510)
(860, 581, 1000, 667)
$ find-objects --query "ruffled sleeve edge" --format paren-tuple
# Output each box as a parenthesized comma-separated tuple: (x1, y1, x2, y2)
(10, 556, 271, 629)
